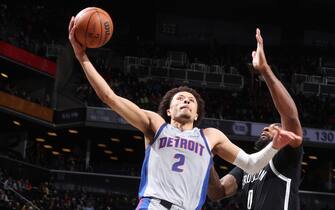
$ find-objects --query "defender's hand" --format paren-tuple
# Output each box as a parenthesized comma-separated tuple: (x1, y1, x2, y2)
(271, 126, 302, 149)
(252, 28, 269, 73)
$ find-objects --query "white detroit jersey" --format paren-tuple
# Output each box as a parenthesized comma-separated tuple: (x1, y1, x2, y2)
(138, 123, 213, 210)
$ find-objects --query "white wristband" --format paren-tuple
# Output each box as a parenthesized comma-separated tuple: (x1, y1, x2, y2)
(233, 142, 278, 175)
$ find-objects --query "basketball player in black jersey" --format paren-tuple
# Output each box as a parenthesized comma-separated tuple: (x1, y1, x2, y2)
(207, 28, 303, 210)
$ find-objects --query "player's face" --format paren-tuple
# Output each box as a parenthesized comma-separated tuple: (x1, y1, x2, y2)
(167, 91, 198, 124)
(254, 123, 279, 151)
(260, 124, 277, 140)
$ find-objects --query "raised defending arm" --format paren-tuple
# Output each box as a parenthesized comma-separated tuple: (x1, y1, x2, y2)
(251, 28, 302, 146)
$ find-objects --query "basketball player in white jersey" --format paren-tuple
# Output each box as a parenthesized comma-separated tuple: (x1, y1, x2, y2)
(207, 28, 303, 210)
(68, 18, 302, 210)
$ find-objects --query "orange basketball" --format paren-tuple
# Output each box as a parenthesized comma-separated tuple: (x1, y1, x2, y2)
(74, 7, 113, 48)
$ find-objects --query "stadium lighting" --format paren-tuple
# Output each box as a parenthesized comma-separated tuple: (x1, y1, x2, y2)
(308, 155, 318, 160)
(97, 143, 107, 148)
(35, 138, 45, 142)
(133, 135, 143, 140)
(125, 148, 134, 152)
(47, 132, 57, 136)
(68, 129, 79, 134)
(110, 156, 118, 160)
(104, 150, 113, 154)
(52, 151, 60, 155)
(1, 73, 8, 78)
(62, 148, 71, 153)
(301, 162, 308, 165)
(43, 145, 52, 149)
(13, 120, 21, 126)
(110, 138, 120, 142)
(220, 166, 228, 170)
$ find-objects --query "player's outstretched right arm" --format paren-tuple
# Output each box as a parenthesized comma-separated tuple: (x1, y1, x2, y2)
(68, 17, 164, 135)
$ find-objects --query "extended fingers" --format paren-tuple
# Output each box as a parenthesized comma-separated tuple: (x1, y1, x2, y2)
(252, 51, 256, 59)
(68, 16, 75, 33)
(279, 129, 302, 141)
(285, 132, 297, 141)
(272, 125, 281, 133)
(69, 23, 77, 42)
(289, 132, 302, 141)
(256, 28, 263, 46)
(273, 127, 293, 142)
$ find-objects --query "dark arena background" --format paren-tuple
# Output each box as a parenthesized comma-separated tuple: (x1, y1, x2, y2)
(1, 0, 335, 209)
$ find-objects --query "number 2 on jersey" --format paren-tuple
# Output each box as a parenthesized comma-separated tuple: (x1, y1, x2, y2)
(172, 153, 185, 172)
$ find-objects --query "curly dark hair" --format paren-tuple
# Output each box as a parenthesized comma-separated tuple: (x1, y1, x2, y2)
(158, 86, 205, 127)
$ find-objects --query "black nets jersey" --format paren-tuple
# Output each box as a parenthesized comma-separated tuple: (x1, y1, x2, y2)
(229, 145, 304, 210)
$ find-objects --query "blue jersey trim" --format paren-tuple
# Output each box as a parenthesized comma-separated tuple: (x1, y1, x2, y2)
(136, 197, 151, 210)
(151, 123, 167, 144)
(138, 146, 151, 198)
(200, 129, 211, 155)
(196, 158, 213, 210)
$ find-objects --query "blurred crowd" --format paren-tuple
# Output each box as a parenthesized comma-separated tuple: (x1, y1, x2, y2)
(1, 1, 335, 209)
(1, 167, 335, 210)
(0, 1, 71, 60)
(0, 168, 137, 210)
(0, 80, 51, 108)
(1, 1, 335, 129)
(74, 65, 335, 129)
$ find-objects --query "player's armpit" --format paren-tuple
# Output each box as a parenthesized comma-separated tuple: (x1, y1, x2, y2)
(143, 110, 166, 142)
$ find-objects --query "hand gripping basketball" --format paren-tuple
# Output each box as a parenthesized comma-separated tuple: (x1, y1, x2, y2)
(73, 7, 113, 48)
